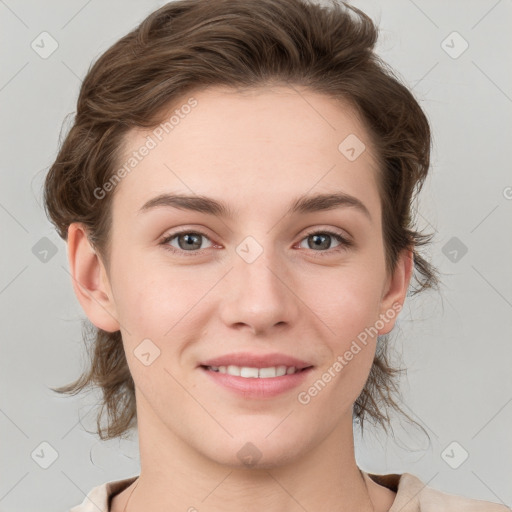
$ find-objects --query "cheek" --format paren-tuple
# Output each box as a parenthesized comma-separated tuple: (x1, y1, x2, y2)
(303, 288, 378, 415)
(309, 267, 383, 336)
(110, 254, 215, 347)
(306, 269, 381, 385)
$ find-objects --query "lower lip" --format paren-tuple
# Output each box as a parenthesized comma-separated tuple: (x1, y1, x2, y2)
(200, 366, 314, 399)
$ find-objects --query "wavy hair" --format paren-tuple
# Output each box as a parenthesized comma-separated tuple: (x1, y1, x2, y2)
(44, 0, 440, 440)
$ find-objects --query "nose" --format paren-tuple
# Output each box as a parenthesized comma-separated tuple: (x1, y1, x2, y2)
(218, 240, 300, 335)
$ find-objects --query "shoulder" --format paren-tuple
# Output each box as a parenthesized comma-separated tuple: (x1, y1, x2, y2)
(388, 472, 510, 512)
(69, 476, 138, 512)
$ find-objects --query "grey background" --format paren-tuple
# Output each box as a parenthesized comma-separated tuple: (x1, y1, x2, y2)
(1, 0, 511, 510)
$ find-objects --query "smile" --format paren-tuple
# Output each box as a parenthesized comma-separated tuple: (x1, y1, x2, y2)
(200, 365, 314, 399)
(203, 364, 307, 378)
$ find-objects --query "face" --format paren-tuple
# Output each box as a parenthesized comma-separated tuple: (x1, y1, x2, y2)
(81, 85, 411, 468)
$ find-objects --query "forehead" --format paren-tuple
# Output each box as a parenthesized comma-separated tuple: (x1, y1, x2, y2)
(112, 85, 381, 218)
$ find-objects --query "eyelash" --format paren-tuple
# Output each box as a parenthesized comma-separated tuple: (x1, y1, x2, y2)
(159, 228, 353, 257)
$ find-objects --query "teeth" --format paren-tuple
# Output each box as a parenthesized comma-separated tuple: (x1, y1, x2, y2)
(259, 367, 278, 378)
(207, 365, 299, 378)
(227, 365, 240, 376)
(240, 366, 259, 378)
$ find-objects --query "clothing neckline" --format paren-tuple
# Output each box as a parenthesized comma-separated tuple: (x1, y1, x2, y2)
(367, 471, 402, 492)
(107, 470, 402, 510)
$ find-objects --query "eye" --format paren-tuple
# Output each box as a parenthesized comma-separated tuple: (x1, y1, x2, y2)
(159, 228, 353, 257)
(160, 230, 214, 255)
(297, 229, 352, 255)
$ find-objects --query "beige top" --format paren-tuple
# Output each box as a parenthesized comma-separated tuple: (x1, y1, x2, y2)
(69, 471, 510, 511)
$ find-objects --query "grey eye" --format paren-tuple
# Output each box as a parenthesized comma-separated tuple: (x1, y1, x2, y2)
(168, 232, 212, 251)
(299, 232, 342, 251)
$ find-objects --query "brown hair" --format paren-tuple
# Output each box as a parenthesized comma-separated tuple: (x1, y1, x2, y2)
(44, 0, 440, 441)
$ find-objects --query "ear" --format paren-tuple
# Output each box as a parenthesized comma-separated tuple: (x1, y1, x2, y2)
(67, 223, 120, 332)
(377, 248, 414, 335)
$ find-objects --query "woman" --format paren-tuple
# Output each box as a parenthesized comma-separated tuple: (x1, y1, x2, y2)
(43, 0, 510, 510)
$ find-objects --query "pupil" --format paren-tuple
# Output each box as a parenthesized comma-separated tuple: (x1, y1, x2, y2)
(181, 233, 200, 250)
(311, 234, 329, 250)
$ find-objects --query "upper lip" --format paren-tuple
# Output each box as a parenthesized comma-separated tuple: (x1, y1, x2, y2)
(199, 352, 314, 370)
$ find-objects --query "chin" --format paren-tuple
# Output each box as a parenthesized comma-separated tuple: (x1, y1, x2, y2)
(198, 432, 311, 471)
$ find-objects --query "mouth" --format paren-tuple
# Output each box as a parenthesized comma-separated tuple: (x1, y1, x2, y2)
(200, 364, 313, 378)
(199, 364, 315, 399)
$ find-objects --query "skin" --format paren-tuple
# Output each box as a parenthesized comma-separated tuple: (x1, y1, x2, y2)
(68, 85, 413, 512)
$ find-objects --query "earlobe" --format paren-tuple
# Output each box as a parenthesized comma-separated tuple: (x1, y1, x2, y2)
(377, 249, 414, 335)
(67, 223, 120, 332)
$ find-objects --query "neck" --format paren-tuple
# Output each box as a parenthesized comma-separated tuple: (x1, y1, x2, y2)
(115, 397, 377, 512)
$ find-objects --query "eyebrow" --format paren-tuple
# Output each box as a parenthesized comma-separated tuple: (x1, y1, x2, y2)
(138, 191, 372, 222)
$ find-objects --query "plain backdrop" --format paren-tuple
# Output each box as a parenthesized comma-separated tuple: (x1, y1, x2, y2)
(1, 0, 511, 511)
